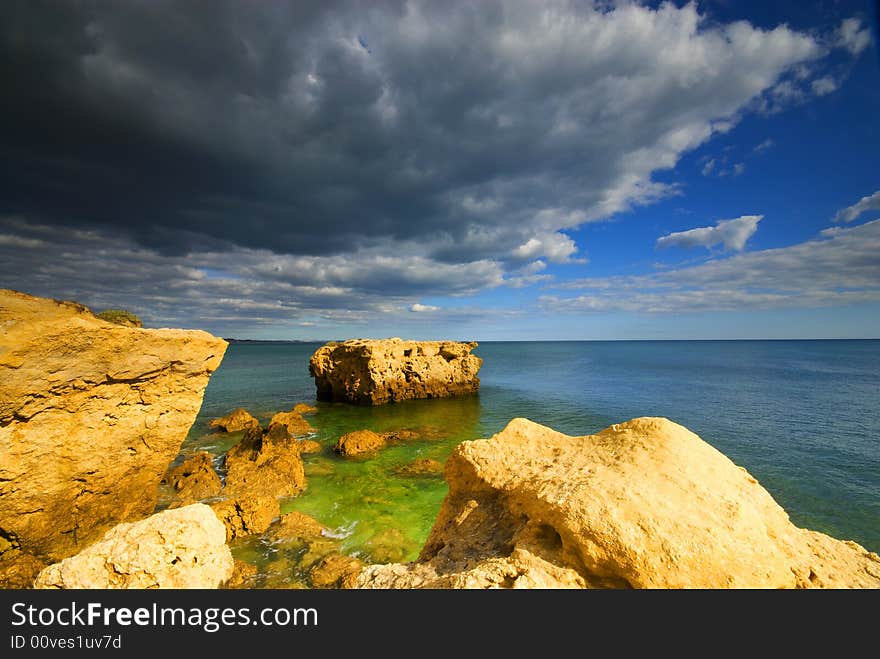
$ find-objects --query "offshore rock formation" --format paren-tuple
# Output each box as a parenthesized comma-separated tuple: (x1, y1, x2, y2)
(0, 289, 227, 567)
(356, 417, 880, 589)
(34, 504, 233, 589)
(309, 338, 482, 405)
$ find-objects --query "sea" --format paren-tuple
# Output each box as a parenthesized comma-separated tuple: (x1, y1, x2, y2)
(172, 339, 880, 585)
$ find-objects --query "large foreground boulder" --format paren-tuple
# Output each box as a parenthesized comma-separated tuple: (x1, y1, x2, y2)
(0, 289, 227, 564)
(309, 338, 481, 405)
(34, 504, 233, 589)
(356, 417, 880, 589)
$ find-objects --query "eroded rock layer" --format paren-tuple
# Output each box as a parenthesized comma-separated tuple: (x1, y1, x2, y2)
(309, 338, 481, 405)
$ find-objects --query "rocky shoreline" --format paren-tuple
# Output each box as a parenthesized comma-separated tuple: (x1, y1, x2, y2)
(1, 289, 878, 589)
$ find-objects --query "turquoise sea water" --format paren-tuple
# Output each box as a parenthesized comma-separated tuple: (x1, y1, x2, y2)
(177, 340, 880, 582)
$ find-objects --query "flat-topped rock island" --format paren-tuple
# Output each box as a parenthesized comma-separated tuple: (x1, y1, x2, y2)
(309, 338, 482, 405)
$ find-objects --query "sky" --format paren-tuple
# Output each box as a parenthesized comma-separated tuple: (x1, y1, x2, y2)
(1, 0, 878, 340)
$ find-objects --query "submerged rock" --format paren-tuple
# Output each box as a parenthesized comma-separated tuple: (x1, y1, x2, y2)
(356, 417, 880, 589)
(34, 504, 233, 589)
(309, 338, 482, 405)
(210, 496, 280, 541)
(394, 458, 444, 477)
(0, 289, 226, 564)
(208, 408, 260, 433)
(164, 452, 222, 506)
(269, 511, 327, 542)
(309, 553, 364, 589)
(293, 403, 318, 415)
(297, 439, 323, 455)
(224, 424, 306, 498)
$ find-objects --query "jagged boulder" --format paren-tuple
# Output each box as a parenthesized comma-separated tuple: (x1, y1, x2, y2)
(0, 289, 226, 564)
(34, 504, 233, 589)
(309, 338, 481, 405)
(357, 417, 880, 589)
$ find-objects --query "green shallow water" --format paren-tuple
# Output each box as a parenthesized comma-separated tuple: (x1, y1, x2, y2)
(167, 340, 880, 586)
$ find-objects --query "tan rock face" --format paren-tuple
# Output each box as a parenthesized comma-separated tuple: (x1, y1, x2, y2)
(356, 417, 880, 589)
(0, 289, 227, 562)
(164, 452, 222, 506)
(209, 408, 260, 432)
(34, 504, 234, 589)
(309, 338, 481, 405)
(224, 424, 306, 497)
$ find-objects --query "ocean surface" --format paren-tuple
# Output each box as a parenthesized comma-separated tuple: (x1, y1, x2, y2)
(173, 340, 880, 584)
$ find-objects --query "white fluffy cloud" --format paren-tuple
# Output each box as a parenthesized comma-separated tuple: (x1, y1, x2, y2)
(545, 219, 880, 313)
(833, 190, 880, 223)
(836, 17, 872, 56)
(512, 232, 580, 263)
(409, 303, 440, 312)
(657, 215, 763, 252)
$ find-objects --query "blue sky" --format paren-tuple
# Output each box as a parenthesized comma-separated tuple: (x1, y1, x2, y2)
(1, 1, 878, 339)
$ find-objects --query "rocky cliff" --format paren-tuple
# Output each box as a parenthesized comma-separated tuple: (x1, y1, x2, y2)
(309, 338, 482, 405)
(356, 417, 880, 588)
(0, 289, 227, 573)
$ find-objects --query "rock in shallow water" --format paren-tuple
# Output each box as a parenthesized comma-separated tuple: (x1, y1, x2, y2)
(34, 504, 233, 589)
(309, 338, 481, 405)
(0, 289, 226, 564)
(164, 452, 223, 506)
(356, 417, 880, 589)
(208, 407, 260, 432)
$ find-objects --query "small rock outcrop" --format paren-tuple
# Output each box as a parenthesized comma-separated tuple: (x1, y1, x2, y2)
(164, 452, 222, 506)
(224, 424, 306, 498)
(334, 429, 387, 455)
(268, 511, 327, 543)
(356, 417, 880, 589)
(209, 408, 260, 432)
(309, 338, 482, 405)
(0, 289, 227, 564)
(268, 408, 315, 436)
(34, 504, 234, 589)
(210, 496, 280, 541)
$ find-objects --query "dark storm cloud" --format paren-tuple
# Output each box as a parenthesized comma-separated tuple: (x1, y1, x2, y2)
(1, 1, 829, 259)
(1, 1, 861, 332)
